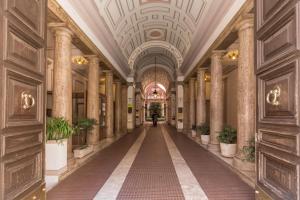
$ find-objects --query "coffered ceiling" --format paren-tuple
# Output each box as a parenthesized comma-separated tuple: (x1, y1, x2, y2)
(56, 0, 246, 79)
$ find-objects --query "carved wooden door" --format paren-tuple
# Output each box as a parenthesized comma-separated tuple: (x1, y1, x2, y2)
(0, 0, 47, 199)
(255, 0, 300, 199)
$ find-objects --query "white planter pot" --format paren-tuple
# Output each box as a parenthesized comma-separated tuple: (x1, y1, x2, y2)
(46, 139, 68, 171)
(220, 143, 237, 158)
(201, 135, 210, 145)
(74, 145, 93, 158)
(191, 130, 197, 137)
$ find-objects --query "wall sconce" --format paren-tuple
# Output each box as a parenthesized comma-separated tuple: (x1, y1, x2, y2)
(72, 56, 88, 65)
(204, 73, 211, 82)
(226, 50, 239, 60)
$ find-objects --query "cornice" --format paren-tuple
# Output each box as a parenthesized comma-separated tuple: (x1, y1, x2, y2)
(48, 0, 126, 81)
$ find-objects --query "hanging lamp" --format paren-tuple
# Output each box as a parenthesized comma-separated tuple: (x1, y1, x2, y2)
(153, 56, 158, 97)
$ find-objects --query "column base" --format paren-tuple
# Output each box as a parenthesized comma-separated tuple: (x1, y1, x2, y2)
(208, 143, 220, 152)
(177, 128, 183, 132)
(127, 128, 134, 133)
(233, 156, 255, 172)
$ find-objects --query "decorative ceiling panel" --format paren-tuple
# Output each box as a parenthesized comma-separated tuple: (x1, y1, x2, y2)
(59, 0, 241, 77)
(95, 0, 207, 62)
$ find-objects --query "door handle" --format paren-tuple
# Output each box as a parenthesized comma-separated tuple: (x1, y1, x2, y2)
(266, 86, 280, 106)
(21, 92, 35, 110)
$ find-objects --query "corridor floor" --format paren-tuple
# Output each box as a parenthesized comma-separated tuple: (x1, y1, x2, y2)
(47, 125, 254, 200)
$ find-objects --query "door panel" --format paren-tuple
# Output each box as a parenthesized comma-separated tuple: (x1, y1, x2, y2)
(5, 69, 44, 127)
(257, 0, 295, 30)
(258, 129, 298, 155)
(6, 0, 45, 37)
(257, 58, 299, 126)
(257, 150, 297, 200)
(256, 0, 300, 199)
(5, 22, 44, 74)
(257, 5, 299, 72)
(4, 152, 43, 200)
(0, 0, 46, 199)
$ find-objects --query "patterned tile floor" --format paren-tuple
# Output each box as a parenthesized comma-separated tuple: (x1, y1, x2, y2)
(117, 126, 184, 200)
(165, 125, 255, 200)
(47, 125, 255, 200)
(47, 127, 142, 200)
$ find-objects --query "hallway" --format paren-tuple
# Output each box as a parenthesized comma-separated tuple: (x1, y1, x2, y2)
(1, 0, 299, 199)
(47, 125, 254, 200)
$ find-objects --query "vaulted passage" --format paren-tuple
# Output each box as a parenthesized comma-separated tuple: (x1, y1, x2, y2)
(0, 0, 298, 199)
(47, 125, 254, 200)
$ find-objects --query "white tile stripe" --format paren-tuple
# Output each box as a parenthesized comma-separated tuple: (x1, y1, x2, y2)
(161, 126, 208, 200)
(93, 129, 147, 200)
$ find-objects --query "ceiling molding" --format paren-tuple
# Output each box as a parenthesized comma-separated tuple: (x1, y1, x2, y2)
(183, 0, 248, 79)
(128, 41, 183, 69)
(136, 63, 175, 82)
(55, 0, 127, 79)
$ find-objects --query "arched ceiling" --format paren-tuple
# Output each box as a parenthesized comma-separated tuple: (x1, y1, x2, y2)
(140, 68, 171, 92)
(135, 51, 176, 70)
(144, 82, 166, 100)
(58, 0, 243, 77)
(95, 0, 207, 58)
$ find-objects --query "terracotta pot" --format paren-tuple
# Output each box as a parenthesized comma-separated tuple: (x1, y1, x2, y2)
(201, 135, 210, 145)
(220, 143, 237, 157)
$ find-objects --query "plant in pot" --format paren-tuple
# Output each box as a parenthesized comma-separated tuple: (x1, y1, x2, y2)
(218, 126, 237, 157)
(241, 137, 255, 162)
(239, 137, 255, 170)
(46, 117, 74, 172)
(191, 125, 197, 137)
(73, 118, 97, 158)
(197, 123, 210, 145)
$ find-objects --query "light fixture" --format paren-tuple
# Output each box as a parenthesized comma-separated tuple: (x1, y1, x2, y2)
(153, 56, 158, 97)
(226, 50, 239, 60)
(204, 73, 211, 82)
(72, 56, 88, 65)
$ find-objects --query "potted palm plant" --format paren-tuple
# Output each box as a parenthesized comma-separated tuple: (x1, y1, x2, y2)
(197, 123, 210, 145)
(191, 125, 197, 137)
(73, 118, 97, 158)
(46, 117, 74, 172)
(218, 126, 237, 157)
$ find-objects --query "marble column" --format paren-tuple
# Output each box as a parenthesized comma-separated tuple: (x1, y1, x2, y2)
(135, 93, 141, 126)
(234, 16, 255, 171)
(105, 71, 114, 138)
(189, 78, 196, 129)
(121, 84, 128, 133)
(115, 80, 122, 135)
(147, 103, 150, 118)
(209, 50, 225, 151)
(196, 68, 206, 126)
(86, 56, 100, 145)
(176, 82, 184, 132)
(127, 83, 135, 132)
(52, 26, 73, 157)
(183, 82, 189, 132)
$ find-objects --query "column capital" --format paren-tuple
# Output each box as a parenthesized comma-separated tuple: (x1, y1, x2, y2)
(197, 67, 207, 74)
(211, 50, 226, 58)
(189, 77, 196, 82)
(48, 22, 73, 38)
(114, 79, 122, 83)
(176, 81, 184, 85)
(104, 70, 113, 76)
(236, 14, 254, 32)
(86, 55, 100, 65)
(86, 55, 99, 60)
